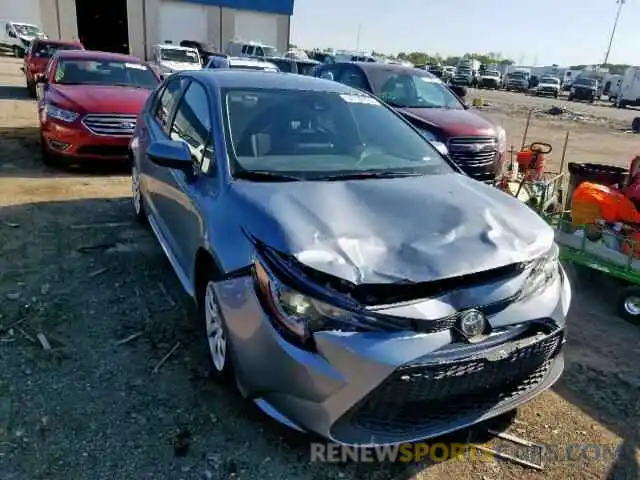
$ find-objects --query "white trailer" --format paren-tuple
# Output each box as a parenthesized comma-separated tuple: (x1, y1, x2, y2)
(615, 66, 640, 108)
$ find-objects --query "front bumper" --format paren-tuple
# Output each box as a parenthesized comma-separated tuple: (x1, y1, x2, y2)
(215, 264, 571, 446)
(41, 120, 131, 160)
(570, 88, 596, 100)
(538, 88, 558, 95)
(508, 83, 528, 90)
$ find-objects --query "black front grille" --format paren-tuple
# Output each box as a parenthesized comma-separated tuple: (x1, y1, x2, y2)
(334, 326, 563, 437)
(76, 145, 129, 157)
(448, 136, 498, 182)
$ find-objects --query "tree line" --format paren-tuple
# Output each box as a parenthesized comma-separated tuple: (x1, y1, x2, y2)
(289, 45, 634, 74)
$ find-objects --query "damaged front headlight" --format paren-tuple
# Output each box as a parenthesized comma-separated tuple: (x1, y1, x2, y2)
(254, 257, 355, 346)
(520, 243, 560, 301)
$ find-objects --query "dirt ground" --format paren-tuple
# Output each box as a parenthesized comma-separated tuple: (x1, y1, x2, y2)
(0, 56, 639, 480)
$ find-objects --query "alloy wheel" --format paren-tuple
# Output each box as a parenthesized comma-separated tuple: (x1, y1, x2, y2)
(132, 166, 142, 216)
(205, 281, 227, 372)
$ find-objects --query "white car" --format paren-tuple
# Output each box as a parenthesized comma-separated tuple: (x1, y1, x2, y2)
(535, 76, 560, 98)
(0, 20, 47, 58)
(151, 44, 201, 78)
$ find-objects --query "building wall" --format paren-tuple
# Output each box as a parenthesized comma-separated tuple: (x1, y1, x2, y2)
(39, 0, 78, 41)
(35, 0, 290, 60)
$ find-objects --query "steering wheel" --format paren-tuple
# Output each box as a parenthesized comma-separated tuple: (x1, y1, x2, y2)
(529, 142, 552, 154)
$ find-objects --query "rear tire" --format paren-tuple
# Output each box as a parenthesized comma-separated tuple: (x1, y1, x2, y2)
(616, 286, 640, 325)
(568, 95, 574, 101)
(26, 81, 36, 98)
(131, 164, 147, 225)
(13, 46, 24, 58)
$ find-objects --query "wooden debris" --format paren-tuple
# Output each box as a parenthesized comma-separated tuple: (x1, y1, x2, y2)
(152, 342, 181, 374)
(77, 243, 116, 254)
(89, 267, 110, 278)
(16, 327, 36, 344)
(114, 331, 143, 346)
(36, 333, 52, 351)
(0, 317, 28, 334)
(70, 221, 130, 230)
(157, 281, 177, 309)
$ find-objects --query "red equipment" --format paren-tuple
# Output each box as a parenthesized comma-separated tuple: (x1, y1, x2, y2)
(516, 142, 552, 182)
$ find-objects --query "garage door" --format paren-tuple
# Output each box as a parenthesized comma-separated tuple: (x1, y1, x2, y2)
(0, 0, 41, 27)
(233, 11, 278, 47)
(158, 0, 207, 45)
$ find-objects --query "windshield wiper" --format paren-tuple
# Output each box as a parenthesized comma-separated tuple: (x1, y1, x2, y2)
(316, 171, 424, 181)
(234, 170, 304, 182)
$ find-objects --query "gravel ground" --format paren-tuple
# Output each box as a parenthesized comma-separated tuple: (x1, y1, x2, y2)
(1, 56, 639, 480)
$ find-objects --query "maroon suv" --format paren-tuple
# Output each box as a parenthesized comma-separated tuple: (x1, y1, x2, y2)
(313, 62, 506, 183)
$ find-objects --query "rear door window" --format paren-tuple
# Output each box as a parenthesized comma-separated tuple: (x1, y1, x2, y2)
(154, 77, 188, 134)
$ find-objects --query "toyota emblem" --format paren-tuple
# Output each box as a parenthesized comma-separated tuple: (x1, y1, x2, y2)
(458, 309, 487, 339)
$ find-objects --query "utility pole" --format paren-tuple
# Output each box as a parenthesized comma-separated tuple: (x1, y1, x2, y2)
(602, 0, 625, 67)
(356, 24, 361, 52)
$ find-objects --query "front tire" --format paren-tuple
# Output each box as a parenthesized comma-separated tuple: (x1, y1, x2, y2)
(13, 45, 24, 58)
(200, 279, 235, 383)
(616, 286, 640, 325)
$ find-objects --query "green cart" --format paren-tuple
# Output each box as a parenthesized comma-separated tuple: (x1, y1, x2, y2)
(505, 170, 640, 324)
(546, 214, 640, 324)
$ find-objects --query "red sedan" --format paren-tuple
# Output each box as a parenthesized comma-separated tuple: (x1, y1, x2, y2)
(22, 39, 84, 98)
(35, 50, 160, 166)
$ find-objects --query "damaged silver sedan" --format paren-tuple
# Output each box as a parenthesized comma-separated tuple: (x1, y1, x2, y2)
(130, 70, 572, 446)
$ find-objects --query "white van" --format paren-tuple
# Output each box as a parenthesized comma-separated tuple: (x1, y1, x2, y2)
(0, 20, 46, 58)
(615, 66, 640, 108)
(226, 40, 278, 58)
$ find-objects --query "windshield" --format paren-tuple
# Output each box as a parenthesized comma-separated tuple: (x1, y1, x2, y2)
(540, 77, 559, 84)
(33, 43, 79, 58)
(222, 88, 453, 180)
(511, 72, 526, 78)
(231, 64, 277, 71)
(485, 71, 500, 77)
(262, 46, 278, 56)
(159, 48, 199, 63)
(574, 77, 596, 86)
(267, 59, 293, 72)
(14, 24, 42, 37)
(53, 59, 159, 89)
(296, 62, 317, 75)
(367, 71, 463, 109)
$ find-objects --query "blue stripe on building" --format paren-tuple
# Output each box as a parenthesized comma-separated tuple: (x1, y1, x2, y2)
(182, 0, 294, 15)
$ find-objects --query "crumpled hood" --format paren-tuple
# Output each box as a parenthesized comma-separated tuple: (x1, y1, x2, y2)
(50, 84, 151, 114)
(233, 173, 553, 285)
(158, 61, 201, 72)
(398, 107, 496, 137)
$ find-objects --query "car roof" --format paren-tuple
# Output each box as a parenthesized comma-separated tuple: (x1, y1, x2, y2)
(186, 70, 361, 93)
(33, 39, 82, 46)
(155, 44, 197, 51)
(324, 61, 438, 77)
(55, 50, 145, 62)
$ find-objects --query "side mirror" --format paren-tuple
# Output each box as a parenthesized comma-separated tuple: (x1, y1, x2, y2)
(146, 140, 193, 174)
(34, 73, 46, 83)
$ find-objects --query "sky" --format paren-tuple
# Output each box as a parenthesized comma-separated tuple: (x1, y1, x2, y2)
(289, 0, 640, 66)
